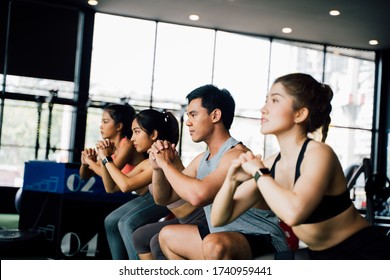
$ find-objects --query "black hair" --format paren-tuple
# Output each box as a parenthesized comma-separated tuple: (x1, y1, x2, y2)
(104, 103, 136, 138)
(186, 84, 235, 130)
(134, 109, 179, 145)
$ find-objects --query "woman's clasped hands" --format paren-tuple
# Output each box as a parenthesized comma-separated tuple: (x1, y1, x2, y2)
(96, 139, 116, 158)
(148, 140, 178, 170)
(227, 151, 267, 182)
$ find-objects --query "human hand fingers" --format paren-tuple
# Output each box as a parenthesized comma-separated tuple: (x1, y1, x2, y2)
(151, 141, 165, 153)
(240, 154, 264, 175)
(148, 151, 162, 170)
(163, 140, 171, 149)
(96, 140, 104, 149)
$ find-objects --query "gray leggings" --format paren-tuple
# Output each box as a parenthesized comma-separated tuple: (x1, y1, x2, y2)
(104, 192, 170, 260)
(133, 207, 207, 259)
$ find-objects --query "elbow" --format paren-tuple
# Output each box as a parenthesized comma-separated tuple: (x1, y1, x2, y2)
(187, 194, 205, 208)
(116, 181, 130, 193)
(210, 217, 224, 228)
(187, 192, 210, 208)
(154, 197, 169, 206)
(103, 184, 119, 194)
(279, 212, 303, 227)
(277, 201, 306, 226)
(210, 220, 219, 227)
(105, 189, 116, 194)
(281, 218, 298, 227)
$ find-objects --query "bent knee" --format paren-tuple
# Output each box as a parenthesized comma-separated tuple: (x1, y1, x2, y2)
(203, 234, 228, 259)
(158, 225, 174, 243)
(104, 214, 119, 230)
(132, 228, 148, 251)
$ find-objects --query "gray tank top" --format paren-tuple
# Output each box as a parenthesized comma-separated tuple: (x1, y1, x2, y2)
(199, 137, 289, 252)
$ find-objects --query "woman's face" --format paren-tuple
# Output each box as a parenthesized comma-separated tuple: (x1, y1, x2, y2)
(130, 119, 155, 153)
(260, 82, 297, 135)
(100, 110, 120, 139)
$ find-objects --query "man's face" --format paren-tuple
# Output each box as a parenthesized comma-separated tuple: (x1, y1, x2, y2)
(185, 98, 214, 143)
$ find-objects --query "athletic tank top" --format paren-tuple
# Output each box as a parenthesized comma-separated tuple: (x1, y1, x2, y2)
(270, 138, 352, 224)
(113, 137, 135, 174)
(201, 137, 289, 252)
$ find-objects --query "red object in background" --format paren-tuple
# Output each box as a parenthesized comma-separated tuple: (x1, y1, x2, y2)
(279, 220, 299, 250)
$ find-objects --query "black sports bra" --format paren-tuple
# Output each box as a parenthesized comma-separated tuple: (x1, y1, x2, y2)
(270, 138, 352, 224)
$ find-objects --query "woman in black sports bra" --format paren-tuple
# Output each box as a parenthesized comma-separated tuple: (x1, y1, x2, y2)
(211, 73, 390, 259)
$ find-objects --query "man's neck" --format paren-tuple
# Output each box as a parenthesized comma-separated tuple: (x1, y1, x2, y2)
(205, 131, 231, 159)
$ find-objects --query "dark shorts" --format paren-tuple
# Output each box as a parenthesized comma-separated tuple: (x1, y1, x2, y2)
(244, 233, 276, 258)
(197, 225, 276, 258)
(198, 224, 210, 239)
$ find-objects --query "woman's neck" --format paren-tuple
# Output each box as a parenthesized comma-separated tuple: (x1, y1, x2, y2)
(109, 134, 123, 148)
(276, 131, 307, 159)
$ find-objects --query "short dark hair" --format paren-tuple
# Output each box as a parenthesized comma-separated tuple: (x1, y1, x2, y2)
(186, 84, 235, 130)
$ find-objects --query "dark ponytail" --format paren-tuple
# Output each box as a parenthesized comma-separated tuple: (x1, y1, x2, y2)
(162, 111, 180, 144)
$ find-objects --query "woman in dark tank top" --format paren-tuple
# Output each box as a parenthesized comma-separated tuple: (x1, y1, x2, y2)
(269, 138, 352, 224)
(211, 73, 390, 259)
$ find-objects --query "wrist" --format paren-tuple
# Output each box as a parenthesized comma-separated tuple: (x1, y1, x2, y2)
(159, 159, 172, 169)
(102, 156, 113, 166)
(253, 168, 271, 183)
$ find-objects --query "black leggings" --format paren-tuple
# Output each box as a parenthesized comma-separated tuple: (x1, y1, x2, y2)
(133, 207, 207, 259)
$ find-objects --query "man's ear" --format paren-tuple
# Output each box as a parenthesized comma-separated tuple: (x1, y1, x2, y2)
(295, 107, 309, 124)
(211, 109, 222, 123)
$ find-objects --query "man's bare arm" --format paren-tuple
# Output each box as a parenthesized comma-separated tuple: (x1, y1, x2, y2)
(155, 145, 249, 207)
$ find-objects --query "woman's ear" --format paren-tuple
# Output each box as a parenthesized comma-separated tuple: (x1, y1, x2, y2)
(116, 122, 123, 132)
(211, 109, 222, 124)
(295, 107, 309, 124)
(151, 130, 158, 141)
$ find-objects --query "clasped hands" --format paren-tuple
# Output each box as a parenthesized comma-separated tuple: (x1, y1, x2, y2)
(81, 148, 97, 166)
(148, 140, 178, 170)
(227, 151, 266, 183)
(95, 139, 116, 159)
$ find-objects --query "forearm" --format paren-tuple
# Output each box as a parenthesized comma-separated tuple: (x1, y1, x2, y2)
(104, 162, 135, 192)
(87, 160, 102, 177)
(152, 169, 178, 205)
(105, 162, 152, 193)
(101, 163, 120, 193)
(79, 164, 94, 180)
(256, 176, 301, 225)
(160, 161, 208, 207)
(210, 177, 238, 227)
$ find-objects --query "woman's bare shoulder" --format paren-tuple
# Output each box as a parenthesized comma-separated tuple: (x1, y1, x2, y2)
(306, 140, 336, 158)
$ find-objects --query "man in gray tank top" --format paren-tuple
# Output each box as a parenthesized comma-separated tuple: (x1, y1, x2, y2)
(149, 84, 288, 259)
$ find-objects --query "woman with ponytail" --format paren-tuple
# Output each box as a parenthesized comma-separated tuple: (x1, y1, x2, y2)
(211, 73, 390, 259)
(97, 109, 181, 260)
